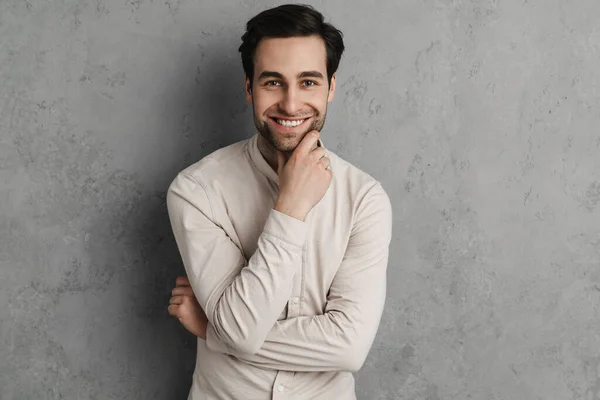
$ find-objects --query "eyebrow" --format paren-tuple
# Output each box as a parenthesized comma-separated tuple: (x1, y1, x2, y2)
(298, 71, 324, 79)
(257, 70, 325, 81)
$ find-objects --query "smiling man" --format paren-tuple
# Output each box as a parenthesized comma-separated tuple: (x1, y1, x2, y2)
(166, 4, 393, 400)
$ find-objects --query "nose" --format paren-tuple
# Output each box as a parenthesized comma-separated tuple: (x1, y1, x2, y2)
(279, 86, 302, 116)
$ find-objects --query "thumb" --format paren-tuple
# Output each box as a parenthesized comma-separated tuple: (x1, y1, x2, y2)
(277, 151, 287, 176)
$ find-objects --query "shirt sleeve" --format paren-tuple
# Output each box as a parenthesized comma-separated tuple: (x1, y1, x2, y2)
(167, 172, 308, 354)
(206, 182, 393, 372)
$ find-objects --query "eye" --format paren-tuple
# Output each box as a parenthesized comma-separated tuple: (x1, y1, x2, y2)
(302, 80, 317, 87)
(265, 80, 282, 87)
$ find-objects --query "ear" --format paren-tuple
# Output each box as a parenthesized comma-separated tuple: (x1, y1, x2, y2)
(327, 73, 336, 103)
(245, 75, 253, 105)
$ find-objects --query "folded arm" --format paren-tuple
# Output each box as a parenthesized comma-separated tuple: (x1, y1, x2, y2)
(206, 183, 393, 372)
(167, 172, 307, 354)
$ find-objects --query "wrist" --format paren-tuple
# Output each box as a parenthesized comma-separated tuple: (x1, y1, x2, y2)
(274, 198, 308, 221)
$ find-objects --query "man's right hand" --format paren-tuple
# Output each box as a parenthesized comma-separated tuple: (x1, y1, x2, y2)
(274, 131, 332, 221)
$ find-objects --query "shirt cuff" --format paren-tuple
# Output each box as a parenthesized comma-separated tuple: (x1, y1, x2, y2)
(263, 208, 308, 248)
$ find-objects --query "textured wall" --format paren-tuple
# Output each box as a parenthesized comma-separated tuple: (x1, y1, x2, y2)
(1, 0, 599, 399)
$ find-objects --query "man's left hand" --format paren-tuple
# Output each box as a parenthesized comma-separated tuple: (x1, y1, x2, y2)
(168, 276, 208, 339)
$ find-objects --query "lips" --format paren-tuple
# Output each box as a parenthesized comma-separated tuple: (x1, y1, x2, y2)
(269, 116, 312, 129)
(275, 118, 305, 127)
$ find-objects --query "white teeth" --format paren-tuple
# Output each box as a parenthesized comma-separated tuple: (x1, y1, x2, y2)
(277, 119, 305, 127)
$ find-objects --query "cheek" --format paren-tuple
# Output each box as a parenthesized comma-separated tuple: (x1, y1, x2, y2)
(308, 88, 330, 105)
(253, 92, 281, 115)
(307, 95, 328, 112)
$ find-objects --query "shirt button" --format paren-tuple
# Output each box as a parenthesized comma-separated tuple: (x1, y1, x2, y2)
(277, 384, 285, 392)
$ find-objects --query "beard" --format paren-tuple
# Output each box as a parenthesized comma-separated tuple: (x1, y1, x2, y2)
(253, 106, 327, 153)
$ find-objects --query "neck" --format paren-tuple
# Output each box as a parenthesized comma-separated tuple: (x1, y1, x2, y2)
(257, 133, 322, 172)
(257, 134, 292, 172)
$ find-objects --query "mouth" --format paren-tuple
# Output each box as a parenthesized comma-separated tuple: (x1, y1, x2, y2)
(269, 116, 312, 130)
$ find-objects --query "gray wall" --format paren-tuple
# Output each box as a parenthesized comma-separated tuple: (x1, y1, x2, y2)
(1, 0, 599, 399)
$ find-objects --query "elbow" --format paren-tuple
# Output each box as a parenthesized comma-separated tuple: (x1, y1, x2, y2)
(339, 348, 368, 373)
(328, 312, 373, 372)
(334, 330, 369, 372)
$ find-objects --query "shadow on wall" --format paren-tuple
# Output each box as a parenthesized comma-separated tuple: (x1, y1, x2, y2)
(85, 42, 251, 398)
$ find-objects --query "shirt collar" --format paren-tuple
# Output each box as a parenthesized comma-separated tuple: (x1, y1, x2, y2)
(247, 133, 327, 185)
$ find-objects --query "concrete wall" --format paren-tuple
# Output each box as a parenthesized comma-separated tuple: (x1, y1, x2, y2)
(1, 0, 599, 399)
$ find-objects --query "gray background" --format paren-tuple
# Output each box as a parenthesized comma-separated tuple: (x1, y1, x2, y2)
(1, 0, 599, 399)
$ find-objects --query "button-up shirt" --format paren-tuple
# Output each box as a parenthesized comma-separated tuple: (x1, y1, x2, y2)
(166, 134, 392, 400)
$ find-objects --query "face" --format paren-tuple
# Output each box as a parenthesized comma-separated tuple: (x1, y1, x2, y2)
(245, 35, 336, 153)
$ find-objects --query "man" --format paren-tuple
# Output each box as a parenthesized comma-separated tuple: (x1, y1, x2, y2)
(166, 4, 392, 399)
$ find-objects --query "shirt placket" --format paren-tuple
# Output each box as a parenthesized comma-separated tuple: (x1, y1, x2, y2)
(271, 264, 303, 399)
(272, 187, 305, 399)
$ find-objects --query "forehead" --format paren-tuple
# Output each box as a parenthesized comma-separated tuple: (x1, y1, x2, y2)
(254, 36, 327, 77)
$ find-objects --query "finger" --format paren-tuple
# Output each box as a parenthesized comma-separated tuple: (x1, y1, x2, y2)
(167, 304, 180, 316)
(318, 156, 331, 170)
(172, 287, 195, 297)
(176, 276, 190, 286)
(296, 131, 320, 155)
(170, 296, 184, 305)
(310, 147, 326, 161)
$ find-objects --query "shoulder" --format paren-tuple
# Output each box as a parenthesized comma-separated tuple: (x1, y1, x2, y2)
(180, 139, 250, 183)
(168, 139, 251, 193)
(328, 150, 392, 232)
(329, 150, 390, 203)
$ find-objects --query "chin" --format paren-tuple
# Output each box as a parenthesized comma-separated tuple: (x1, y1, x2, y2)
(272, 131, 309, 152)
(272, 137, 300, 153)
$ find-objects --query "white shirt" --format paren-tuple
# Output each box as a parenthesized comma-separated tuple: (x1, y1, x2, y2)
(167, 134, 392, 399)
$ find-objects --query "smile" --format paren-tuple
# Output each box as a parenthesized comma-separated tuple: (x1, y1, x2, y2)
(277, 119, 305, 127)
(271, 117, 311, 128)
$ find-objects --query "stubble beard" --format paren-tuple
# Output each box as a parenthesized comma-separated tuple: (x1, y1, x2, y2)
(253, 107, 327, 154)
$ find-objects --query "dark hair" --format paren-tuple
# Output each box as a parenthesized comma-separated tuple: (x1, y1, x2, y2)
(239, 4, 345, 86)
